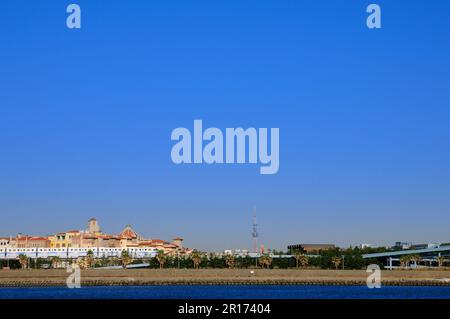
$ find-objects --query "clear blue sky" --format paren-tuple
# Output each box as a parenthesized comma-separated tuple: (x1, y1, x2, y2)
(0, 1, 449, 251)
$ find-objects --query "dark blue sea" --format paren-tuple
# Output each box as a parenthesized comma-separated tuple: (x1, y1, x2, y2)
(0, 285, 449, 299)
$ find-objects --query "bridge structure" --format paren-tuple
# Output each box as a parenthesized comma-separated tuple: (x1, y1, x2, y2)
(0, 247, 158, 260)
(98, 263, 151, 269)
(362, 245, 450, 270)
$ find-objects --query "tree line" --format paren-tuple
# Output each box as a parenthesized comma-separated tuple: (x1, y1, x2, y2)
(2, 246, 447, 270)
(0, 246, 400, 270)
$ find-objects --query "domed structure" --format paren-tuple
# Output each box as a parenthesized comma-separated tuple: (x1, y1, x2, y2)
(120, 225, 138, 239)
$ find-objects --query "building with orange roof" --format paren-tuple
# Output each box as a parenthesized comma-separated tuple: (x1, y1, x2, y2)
(5, 218, 190, 254)
(16, 236, 50, 248)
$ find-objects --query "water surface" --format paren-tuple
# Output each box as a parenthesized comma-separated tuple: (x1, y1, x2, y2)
(1, 285, 449, 299)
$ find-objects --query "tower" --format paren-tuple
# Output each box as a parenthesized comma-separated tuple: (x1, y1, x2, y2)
(173, 237, 184, 249)
(252, 207, 258, 253)
(87, 218, 100, 234)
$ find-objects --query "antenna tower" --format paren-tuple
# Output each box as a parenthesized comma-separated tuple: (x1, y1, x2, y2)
(252, 207, 258, 253)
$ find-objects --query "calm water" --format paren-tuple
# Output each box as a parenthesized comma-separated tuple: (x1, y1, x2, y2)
(0, 285, 449, 299)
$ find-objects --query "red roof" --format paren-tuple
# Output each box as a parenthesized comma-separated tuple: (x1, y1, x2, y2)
(119, 225, 138, 239)
(138, 242, 155, 246)
(83, 235, 98, 239)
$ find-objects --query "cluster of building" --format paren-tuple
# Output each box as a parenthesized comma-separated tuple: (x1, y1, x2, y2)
(0, 218, 190, 256)
(287, 243, 336, 254)
(286, 242, 449, 269)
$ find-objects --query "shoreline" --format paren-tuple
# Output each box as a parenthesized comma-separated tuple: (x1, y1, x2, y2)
(1, 280, 450, 288)
(1, 269, 449, 288)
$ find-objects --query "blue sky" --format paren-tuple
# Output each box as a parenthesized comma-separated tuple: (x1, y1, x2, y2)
(0, 1, 449, 251)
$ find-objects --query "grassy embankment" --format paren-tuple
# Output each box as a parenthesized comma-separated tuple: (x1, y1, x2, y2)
(1, 268, 450, 287)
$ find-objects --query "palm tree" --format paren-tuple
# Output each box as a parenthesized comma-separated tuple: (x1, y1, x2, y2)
(331, 256, 342, 270)
(156, 250, 167, 269)
(190, 250, 202, 269)
(409, 255, 422, 269)
(399, 255, 411, 269)
(299, 255, 309, 268)
(294, 253, 309, 269)
(51, 256, 61, 269)
(225, 255, 236, 269)
(121, 250, 131, 269)
(258, 255, 273, 269)
(85, 249, 95, 268)
(258, 256, 264, 268)
(265, 255, 273, 269)
(108, 256, 116, 267)
(18, 254, 28, 269)
(294, 252, 301, 268)
(76, 257, 87, 269)
(437, 256, 446, 268)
